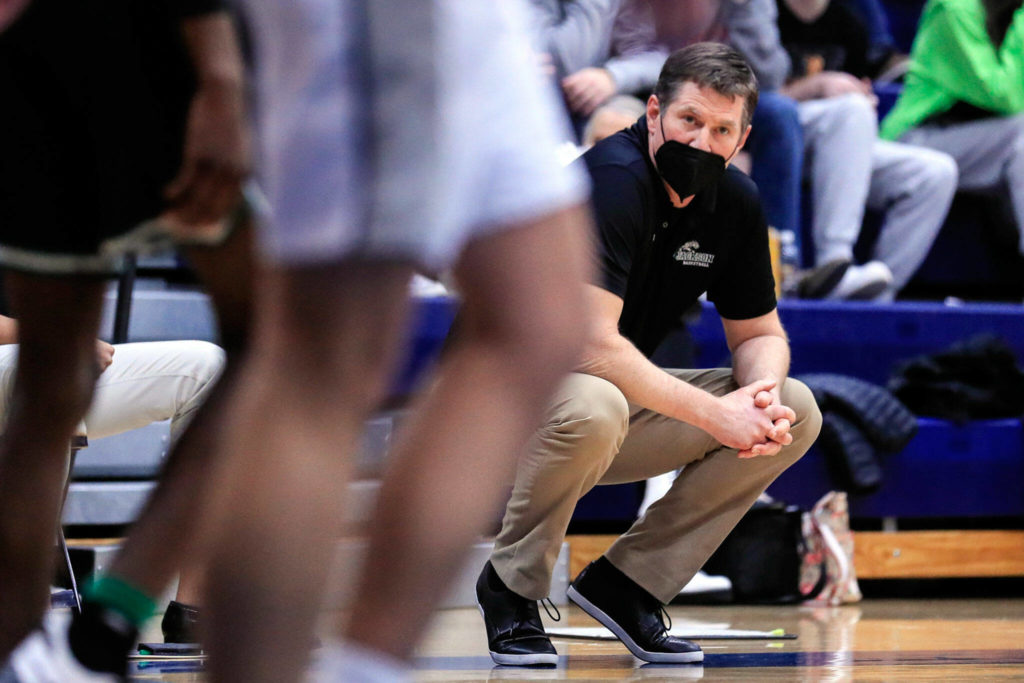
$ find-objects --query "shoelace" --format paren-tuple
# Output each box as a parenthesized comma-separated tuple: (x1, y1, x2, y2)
(659, 605, 673, 632)
(501, 596, 560, 638)
(540, 597, 561, 622)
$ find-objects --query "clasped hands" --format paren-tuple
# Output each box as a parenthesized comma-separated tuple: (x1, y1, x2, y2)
(713, 379, 796, 459)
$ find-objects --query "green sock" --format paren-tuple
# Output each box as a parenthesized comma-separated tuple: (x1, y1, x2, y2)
(82, 575, 158, 627)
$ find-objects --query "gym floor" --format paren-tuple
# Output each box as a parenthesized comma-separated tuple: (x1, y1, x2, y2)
(123, 597, 1024, 680)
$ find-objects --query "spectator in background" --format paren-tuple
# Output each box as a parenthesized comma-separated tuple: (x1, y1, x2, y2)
(529, 1, 719, 121)
(881, 0, 1024, 255)
(842, 0, 909, 80)
(622, 0, 815, 288)
(729, 0, 958, 300)
(582, 94, 648, 146)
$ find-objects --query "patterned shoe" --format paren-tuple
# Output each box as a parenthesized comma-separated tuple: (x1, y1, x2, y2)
(568, 557, 703, 664)
(476, 561, 558, 666)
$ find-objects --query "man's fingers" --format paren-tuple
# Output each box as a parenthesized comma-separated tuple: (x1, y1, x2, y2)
(765, 404, 796, 423)
(581, 91, 603, 116)
(768, 418, 793, 444)
(738, 441, 782, 458)
(563, 82, 587, 112)
(743, 378, 776, 397)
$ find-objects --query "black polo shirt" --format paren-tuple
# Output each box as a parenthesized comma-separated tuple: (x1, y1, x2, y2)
(582, 118, 776, 358)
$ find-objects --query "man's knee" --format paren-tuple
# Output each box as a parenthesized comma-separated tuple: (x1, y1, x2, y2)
(911, 147, 959, 198)
(822, 93, 878, 136)
(781, 377, 822, 452)
(1010, 114, 1024, 153)
(541, 375, 630, 464)
(174, 341, 227, 386)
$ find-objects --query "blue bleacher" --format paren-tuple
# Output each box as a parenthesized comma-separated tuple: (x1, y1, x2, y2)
(574, 299, 1024, 525)
(690, 299, 1024, 519)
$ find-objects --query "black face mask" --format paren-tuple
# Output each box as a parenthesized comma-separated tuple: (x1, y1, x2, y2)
(654, 113, 727, 200)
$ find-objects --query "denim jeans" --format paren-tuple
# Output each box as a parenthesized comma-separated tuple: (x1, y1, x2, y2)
(747, 92, 804, 246)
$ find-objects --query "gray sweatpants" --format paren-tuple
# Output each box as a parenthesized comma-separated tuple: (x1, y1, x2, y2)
(799, 94, 958, 290)
(489, 369, 822, 604)
(900, 113, 1024, 253)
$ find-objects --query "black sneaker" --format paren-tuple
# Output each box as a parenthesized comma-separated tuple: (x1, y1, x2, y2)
(161, 600, 201, 644)
(476, 561, 558, 667)
(567, 557, 703, 664)
(792, 258, 851, 299)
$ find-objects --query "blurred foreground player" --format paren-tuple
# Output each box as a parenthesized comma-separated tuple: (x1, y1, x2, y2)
(0, 0, 256, 679)
(188, 1, 593, 681)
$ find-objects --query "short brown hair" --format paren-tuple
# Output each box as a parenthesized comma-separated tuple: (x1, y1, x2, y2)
(652, 42, 759, 129)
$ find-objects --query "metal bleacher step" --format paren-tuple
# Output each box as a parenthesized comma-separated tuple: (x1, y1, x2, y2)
(66, 414, 398, 527)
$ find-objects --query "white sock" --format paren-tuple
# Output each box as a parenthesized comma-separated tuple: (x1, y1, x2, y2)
(309, 639, 411, 683)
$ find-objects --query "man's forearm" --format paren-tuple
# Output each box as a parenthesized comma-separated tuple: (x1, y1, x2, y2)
(180, 12, 244, 88)
(778, 75, 822, 102)
(731, 334, 791, 397)
(577, 333, 721, 431)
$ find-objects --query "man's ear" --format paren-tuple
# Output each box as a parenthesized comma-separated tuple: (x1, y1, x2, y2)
(737, 124, 752, 152)
(725, 124, 753, 165)
(646, 94, 660, 135)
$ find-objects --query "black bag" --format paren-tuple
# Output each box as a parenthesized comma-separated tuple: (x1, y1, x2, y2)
(701, 501, 825, 604)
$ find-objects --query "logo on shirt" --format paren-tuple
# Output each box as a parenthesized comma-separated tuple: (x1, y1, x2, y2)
(674, 241, 715, 267)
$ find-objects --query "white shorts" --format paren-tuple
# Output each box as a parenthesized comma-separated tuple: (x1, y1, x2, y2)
(241, 0, 589, 270)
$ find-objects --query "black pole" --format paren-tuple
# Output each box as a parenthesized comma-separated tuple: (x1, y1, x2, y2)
(112, 253, 137, 344)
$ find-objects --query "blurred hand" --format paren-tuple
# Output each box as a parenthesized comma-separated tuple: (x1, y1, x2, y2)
(164, 77, 250, 230)
(562, 67, 616, 116)
(0, 0, 31, 33)
(812, 71, 875, 102)
(95, 340, 115, 374)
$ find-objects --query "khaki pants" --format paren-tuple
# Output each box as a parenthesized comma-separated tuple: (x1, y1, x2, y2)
(490, 369, 822, 604)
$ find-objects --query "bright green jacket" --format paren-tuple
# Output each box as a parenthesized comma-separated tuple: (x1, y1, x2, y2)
(880, 0, 1024, 140)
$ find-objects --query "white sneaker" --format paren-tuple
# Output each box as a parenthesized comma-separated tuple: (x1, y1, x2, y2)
(679, 571, 732, 596)
(825, 261, 894, 300)
(1, 612, 118, 683)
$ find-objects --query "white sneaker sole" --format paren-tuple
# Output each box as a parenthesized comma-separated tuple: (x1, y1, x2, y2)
(566, 587, 703, 664)
(476, 603, 558, 667)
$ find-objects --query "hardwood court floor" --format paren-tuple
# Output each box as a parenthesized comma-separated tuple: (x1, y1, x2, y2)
(123, 598, 1024, 681)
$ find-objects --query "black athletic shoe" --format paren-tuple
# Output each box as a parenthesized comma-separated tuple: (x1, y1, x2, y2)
(161, 600, 201, 644)
(793, 258, 851, 299)
(567, 557, 703, 664)
(476, 561, 558, 667)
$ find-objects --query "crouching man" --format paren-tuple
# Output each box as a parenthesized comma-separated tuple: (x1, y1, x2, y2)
(477, 43, 822, 666)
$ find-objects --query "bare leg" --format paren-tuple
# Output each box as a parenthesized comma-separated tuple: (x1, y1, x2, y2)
(171, 566, 204, 608)
(100, 223, 253, 600)
(203, 261, 414, 683)
(0, 273, 106, 657)
(343, 206, 591, 659)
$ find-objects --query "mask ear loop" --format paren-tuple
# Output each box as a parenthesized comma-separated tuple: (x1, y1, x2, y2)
(657, 99, 669, 146)
(723, 135, 744, 166)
